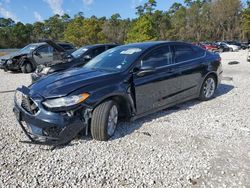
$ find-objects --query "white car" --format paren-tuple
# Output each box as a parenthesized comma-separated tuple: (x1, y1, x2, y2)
(220, 42, 240, 52)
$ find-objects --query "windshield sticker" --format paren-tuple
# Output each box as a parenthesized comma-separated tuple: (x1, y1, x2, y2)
(120, 48, 142, 55)
(79, 48, 88, 52)
(116, 65, 122, 69)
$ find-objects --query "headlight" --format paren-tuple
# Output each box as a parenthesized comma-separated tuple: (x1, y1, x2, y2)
(14, 90, 23, 106)
(43, 93, 89, 108)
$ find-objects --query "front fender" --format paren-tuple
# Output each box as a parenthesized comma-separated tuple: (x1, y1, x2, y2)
(72, 82, 135, 115)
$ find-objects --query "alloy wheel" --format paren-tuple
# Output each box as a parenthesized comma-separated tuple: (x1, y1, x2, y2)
(203, 78, 216, 98)
(107, 105, 118, 136)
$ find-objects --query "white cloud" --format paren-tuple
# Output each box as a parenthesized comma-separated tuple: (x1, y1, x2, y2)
(0, 5, 19, 21)
(34, 11, 43, 22)
(44, 0, 64, 15)
(83, 0, 93, 6)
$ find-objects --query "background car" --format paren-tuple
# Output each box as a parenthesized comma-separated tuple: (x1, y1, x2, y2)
(200, 42, 219, 52)
(0, 40, 75, 73)
(14, 41, 222, 145)
(31, 44, 119, 82)
(240, 42, 249, 50)
(219, 41, 240, 51)
(214, 43, 230, 52)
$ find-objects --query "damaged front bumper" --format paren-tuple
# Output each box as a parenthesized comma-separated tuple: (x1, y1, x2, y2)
(13, 86, 92, 146)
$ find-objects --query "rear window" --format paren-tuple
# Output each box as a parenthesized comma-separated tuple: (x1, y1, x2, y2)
(192, 45, 205, 58)
(175, 44, 205, 63)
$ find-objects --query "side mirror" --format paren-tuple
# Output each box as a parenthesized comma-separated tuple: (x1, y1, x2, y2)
(136, 66, 155, 77)
(83, 55, 92, 61)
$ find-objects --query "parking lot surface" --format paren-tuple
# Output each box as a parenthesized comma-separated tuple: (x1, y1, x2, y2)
(0, 51, 250, 187)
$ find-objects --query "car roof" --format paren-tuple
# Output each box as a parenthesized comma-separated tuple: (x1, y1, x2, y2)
(118, 41, 193, 50)
(82, 44, 119, 49)
(29, 42, 73, 46)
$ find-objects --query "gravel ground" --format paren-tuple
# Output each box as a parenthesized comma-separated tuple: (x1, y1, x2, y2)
(0, 50, 250, 187)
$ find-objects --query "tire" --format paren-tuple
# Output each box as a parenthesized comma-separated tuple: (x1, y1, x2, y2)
(199, 75, 217, 101)
(91, 100, 118, 141)
(21, 62, 33, 73)
(229, 48, 233, 52)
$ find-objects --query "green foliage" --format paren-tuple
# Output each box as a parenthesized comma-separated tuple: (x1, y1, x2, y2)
(0, 0, 249, 49)
(126, 15, 156, 43)
(64, 17, 105, 47)
(242, 6, 250, 39)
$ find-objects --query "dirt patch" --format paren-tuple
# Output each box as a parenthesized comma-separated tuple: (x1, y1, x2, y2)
(0, 52, 7, 57)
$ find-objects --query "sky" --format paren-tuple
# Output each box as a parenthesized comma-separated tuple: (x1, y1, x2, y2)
(0, 0, 248, 23)
(0, 0, 186, 23)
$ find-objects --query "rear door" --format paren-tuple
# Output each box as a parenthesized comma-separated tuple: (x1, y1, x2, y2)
(173, 44, 206, 99)
(133, 45, 181, 115)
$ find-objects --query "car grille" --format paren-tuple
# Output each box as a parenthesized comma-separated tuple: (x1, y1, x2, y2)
(21, 95, 39, 115)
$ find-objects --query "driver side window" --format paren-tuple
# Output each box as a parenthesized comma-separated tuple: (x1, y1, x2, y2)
(141, 46, 173, 68)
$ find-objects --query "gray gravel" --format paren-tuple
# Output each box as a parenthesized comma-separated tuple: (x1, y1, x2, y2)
(0, 50, 250, 187)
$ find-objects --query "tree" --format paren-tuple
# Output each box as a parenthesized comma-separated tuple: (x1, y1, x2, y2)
(102, 13, 130, 43)
(242, 3, 250, 40)
(136, 0, 157, 16)
(126, 15, 156, 43)
(64, 17, 106, 46)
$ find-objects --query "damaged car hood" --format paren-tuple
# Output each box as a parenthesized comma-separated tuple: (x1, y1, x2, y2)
(0, 51, 27, 60)
(29, 67, 118, 98)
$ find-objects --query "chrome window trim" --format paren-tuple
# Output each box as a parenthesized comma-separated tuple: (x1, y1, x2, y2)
(155, 51, 207, 70)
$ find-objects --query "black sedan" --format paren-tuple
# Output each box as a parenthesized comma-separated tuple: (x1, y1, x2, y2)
(13, 41, 222, 146)
(31, 44, 119, 82)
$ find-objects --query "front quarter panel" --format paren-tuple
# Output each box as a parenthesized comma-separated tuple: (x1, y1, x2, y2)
(70, 74, 133, 109)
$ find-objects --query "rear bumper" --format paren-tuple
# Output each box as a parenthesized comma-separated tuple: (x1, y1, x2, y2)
(13, 87, 91, 146)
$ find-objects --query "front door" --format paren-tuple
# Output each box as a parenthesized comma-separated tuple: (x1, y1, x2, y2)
(133, 45, 181, 115)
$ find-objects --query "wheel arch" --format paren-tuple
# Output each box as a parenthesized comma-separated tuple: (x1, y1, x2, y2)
(204, 72, 218, 87)
(198, 71, 218, 95)
(93, 94, 133, 120)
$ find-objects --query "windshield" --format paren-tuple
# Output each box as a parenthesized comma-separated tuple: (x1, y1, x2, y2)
(19, 44, 39, 54)
(84, 46, 144, 72)
(71, 47, 89, 58)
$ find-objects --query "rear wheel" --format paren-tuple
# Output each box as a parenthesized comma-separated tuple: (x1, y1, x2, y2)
(21, 62, 33, 73)
(199, 75, 217, 101)
(91, 100, 118, 141)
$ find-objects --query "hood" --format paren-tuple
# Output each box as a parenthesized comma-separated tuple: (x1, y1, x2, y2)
(44, 39, 66, 53)
(0, 51, 27, 60)
(29, 67, 118, 98)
